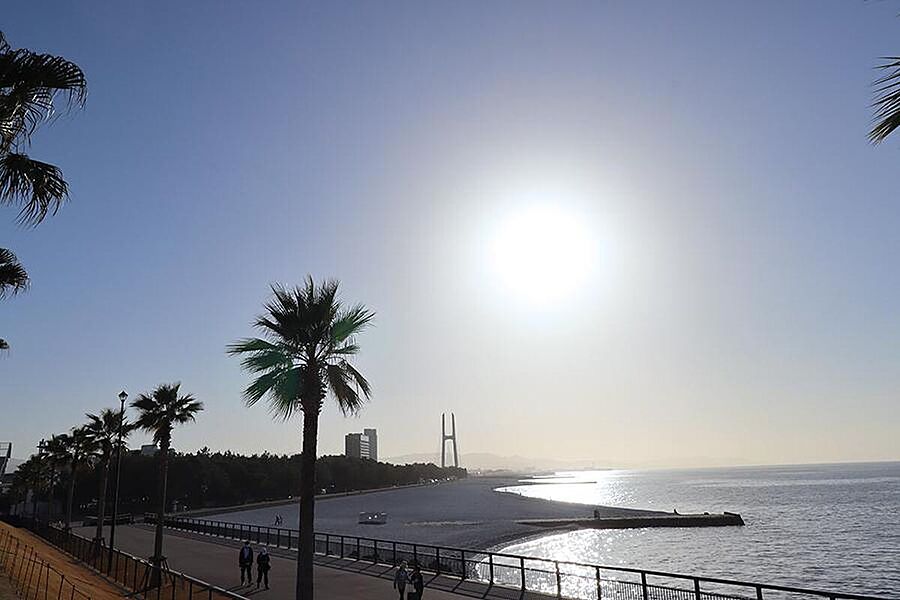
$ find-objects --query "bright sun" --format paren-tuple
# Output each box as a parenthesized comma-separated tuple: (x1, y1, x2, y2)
(490, 205, 595, 306)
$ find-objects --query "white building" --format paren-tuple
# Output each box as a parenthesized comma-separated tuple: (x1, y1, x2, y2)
(344, 428, 378, 460)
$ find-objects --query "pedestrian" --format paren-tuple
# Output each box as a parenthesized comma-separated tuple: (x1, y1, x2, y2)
(410, 563, 424, 600)
(256, 547, 271, 590)
(238, 541, 253, 585)
(393, 561, 408, 600)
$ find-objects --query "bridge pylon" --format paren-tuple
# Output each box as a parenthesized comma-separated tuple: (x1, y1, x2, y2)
(440, 413, 460, 468)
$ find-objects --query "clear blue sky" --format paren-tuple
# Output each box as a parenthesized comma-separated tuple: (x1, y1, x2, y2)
(2, 1, 899, 467)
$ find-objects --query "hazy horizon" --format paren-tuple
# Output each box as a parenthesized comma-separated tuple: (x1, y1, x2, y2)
(3, 1, 900, 468)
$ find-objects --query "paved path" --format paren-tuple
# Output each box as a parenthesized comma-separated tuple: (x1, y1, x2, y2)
(78, 525, 541, 600)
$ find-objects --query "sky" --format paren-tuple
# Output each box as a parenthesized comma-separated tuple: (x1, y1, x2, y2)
(1, 1, 899, 469)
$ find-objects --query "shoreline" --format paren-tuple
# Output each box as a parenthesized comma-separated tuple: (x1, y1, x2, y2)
(200, 477, 674, 551)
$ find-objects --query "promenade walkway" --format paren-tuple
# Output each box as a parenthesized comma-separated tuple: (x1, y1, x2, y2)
(78, 525, 534, 600)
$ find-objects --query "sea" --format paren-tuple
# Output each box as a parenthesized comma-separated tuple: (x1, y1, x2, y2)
(494, 462, 900, 598)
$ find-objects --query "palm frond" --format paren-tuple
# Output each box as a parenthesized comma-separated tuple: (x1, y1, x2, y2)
(331, 304, 375, 344)
(330, 343, 360, 356)
(270, 367, 304, 419)
(0, 153, 67, 226)
(0, 46, 87, 111)
(0, 86, 54, 149)
(0, 247, 28, 297)
(226, 337, 280, 355)
(871, 57, 900, 143)
(340, 360, 371, 398)
(325, 363, 366, 416)
(243, 368, 286, 405)
(228, 338, 294, 373)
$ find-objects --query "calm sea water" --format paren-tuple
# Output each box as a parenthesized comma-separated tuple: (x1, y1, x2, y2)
(495, 462, 900, 597)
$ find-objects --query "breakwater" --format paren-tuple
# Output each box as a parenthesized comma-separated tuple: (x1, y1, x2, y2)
(518, 511, 745, 530)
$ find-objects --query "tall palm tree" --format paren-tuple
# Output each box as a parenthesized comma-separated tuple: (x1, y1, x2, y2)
(227, 278, 374, 600)
(50, 427, 98, 531)
(43, 434, 69, 522)
(132, 383, 203, 581)
(85, 409, 133, 547)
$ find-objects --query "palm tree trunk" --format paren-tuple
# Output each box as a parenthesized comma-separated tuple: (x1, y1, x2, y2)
(151, 437, 170, 586)
(94, 460, 110, 544)
(296, 408, 319, 600)
(64, 463, 77, 531)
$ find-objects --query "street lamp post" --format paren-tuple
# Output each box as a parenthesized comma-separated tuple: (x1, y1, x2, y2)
(107, 390, 128, 572)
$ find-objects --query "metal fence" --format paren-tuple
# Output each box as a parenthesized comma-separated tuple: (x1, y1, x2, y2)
(0, 526, 93, 600)
(8, 519, 248, 600)
(147, 514, 891, 600)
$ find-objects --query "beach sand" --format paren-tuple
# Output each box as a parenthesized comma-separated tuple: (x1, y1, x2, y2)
(204, 477, 664, 549)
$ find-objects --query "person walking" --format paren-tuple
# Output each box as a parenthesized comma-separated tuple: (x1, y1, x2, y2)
(393, 561, 409, 600)
(410, 563, 425, 600)
(256, 547, 271, 590)
(239, 541, 254, 585)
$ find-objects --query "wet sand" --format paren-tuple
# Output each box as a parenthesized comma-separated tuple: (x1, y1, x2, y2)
(204, 477, 665, 550)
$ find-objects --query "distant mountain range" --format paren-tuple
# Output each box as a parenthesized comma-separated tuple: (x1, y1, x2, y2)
(384, 452, 759, 471)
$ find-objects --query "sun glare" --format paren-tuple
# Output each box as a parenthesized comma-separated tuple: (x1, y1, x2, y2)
(490, 205, 595, 306)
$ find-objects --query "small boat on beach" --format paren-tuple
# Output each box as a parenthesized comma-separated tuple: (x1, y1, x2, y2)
(358, 511, 388, 524)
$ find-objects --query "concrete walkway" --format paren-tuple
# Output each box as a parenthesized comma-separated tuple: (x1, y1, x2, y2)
(77, 525, 540, 600)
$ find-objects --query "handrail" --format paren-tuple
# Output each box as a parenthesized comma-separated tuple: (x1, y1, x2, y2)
(146, 513, 892, 600)
(0, 527, 93, 600)
(11, 517, 249, 600)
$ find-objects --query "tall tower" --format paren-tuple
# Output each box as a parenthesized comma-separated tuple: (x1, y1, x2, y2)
(440, 413, 460, 468)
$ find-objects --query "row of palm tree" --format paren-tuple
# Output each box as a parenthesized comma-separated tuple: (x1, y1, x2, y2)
(17, 383, 203, 580)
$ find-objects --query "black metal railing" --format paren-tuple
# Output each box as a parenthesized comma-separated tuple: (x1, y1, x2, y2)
(146, 514, 891, 600)
(10, 518, 248, 600)
(0, 526, 93, 600)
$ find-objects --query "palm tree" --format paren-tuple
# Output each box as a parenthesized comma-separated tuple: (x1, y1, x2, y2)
(43, 434, 69, 522)
(0, 31, 86, 225)
(132, 383, 203, 581)
(50, 427, 98, 531)
(227, 278, 374, 600)
(85, 409, 133, 548)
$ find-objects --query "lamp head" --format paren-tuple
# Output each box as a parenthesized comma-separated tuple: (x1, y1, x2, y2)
(119, 390, 128, 403)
